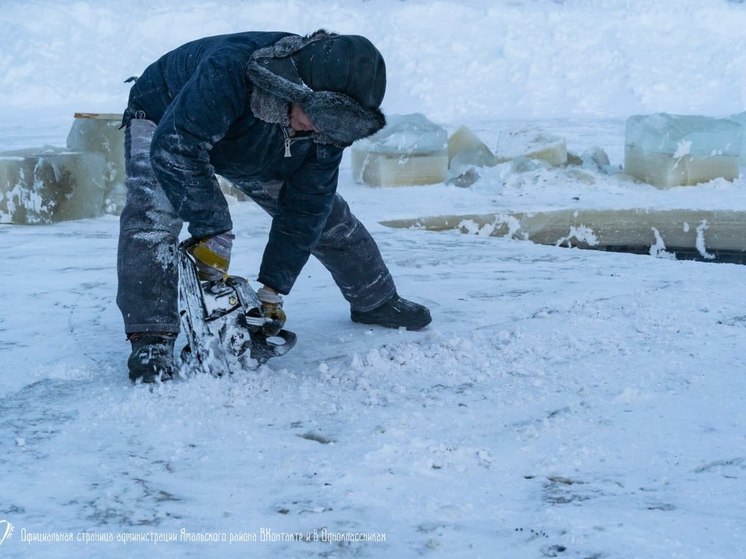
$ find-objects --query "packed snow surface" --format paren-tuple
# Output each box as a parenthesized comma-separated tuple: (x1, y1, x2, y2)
(1, 1, 745, 558)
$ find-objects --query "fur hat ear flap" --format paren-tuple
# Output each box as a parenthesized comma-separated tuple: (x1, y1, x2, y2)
(304, 91, 386, 146)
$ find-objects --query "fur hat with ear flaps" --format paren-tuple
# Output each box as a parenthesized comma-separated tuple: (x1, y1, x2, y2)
(246, 30, 387, 147)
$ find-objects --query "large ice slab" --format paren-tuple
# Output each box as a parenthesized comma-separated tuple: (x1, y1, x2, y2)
(0, 113, 125, 224)
(624, 113, 741, 187)
(494, 128, 567, 166)
(351, 113, 448, 186)
(445, 126, 497, 187)
(0, 112, 285, 224)
(0, 148, 108, 224)
(66, 113, 126, 214)
(447, 126, 496, 172)
(728, 111, 746, 165)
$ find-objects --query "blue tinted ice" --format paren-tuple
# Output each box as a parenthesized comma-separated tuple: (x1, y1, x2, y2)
(353, 113, 447, 155)
(729, 111, 746, 164)
(626, 113, 742, 158)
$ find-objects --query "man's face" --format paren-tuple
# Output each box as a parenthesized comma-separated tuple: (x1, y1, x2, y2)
(289, 103, 318, 132)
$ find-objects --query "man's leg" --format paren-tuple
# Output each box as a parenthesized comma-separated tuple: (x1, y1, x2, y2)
(235, 180, 394, 310)
(117, 118, 183, 381)
(234, 180, 430, 329)
(312, 195, 397, 312)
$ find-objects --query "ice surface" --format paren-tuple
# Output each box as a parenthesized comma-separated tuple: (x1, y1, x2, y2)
(6, 1, 746, 557)
(624, 113, 741, 187)
(351, 113, 448, 186)
(494, 128, 568, 166)
(5, 182, 746, 559)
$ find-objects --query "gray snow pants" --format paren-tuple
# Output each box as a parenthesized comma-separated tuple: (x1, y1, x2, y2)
(116, 119, 396, 335)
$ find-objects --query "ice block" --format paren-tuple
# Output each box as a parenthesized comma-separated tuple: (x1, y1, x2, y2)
(494, 128, 567, 166)
(624, 113, 741, 187)
(351, 113, 448, 186)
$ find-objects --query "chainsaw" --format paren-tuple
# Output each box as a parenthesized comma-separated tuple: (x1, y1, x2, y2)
(177, 245, 296, 376)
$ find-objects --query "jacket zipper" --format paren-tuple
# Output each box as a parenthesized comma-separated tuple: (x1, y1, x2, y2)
(281, 127, 312, 158)
(282, 127, 292, 158)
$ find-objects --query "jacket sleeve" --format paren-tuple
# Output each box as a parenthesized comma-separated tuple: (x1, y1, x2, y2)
(149, 51, 248, 239)
(257, 144, 344, 294)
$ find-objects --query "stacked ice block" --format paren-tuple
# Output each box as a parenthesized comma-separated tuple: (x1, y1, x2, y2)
(494, 128, 568, 167)
(447, 126, 497, 173)
(351, 113, 449, 187)
(624, 113, 742, 187)
(0, 113, 125, 224)
(728, 111, 746, 166)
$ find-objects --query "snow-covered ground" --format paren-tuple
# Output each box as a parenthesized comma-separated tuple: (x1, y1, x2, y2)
(1, 1, 746, 558)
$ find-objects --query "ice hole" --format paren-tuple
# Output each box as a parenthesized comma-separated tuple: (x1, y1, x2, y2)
(381, 209, 746, 264)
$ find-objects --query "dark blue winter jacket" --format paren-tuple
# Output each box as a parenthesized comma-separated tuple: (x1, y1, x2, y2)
(124, 32, 344, 294)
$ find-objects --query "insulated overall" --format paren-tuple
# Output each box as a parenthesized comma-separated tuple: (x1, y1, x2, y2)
(116, 118, 396, 335)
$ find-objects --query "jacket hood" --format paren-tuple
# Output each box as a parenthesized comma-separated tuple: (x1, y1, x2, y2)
(246, 31, 386, 147)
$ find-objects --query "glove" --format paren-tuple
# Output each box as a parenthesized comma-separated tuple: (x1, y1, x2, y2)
(257, 287, 286, 336)
(186, 232, 235, 282)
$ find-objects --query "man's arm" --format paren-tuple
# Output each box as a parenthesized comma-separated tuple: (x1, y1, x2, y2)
(149, 52, 248, 239)
(258, 144, 344, 294)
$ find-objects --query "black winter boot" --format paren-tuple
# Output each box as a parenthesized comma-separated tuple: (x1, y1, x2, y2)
(351, 293, 432, 330)
(127, 334, 177, 383)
